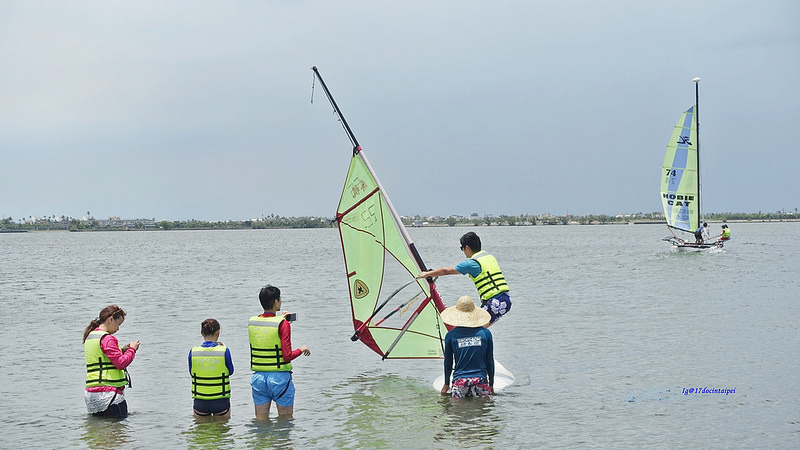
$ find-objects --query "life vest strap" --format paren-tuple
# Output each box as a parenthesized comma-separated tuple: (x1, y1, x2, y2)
(250, 344, 286, 369)
(86, 357, 127, 385)
(191, 373, 230, 397)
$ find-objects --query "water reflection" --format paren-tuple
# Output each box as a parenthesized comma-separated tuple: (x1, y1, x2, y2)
(324, 371, 462, 447)
(434, 395, 499, 446)
(182, 418, 235, 449)
(79, 415, 134, 449)
(243, 417, 296, 449)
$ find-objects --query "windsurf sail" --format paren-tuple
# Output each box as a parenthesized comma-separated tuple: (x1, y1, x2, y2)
(312, 66, 449, 359)
(661, 106, 699, 233)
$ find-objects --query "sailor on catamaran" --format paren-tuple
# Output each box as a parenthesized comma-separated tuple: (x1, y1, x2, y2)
(718, 224, 731, 242)
(417, 232, 511, 327)
(694, 222, 709, 244)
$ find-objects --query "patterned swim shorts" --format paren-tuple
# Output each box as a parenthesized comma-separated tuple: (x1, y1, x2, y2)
(451, 377, 491, 398)
(481, 292, 511, 323)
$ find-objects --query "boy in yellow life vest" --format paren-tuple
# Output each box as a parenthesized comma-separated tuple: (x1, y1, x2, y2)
(418, 232, 511, 327)
(249, 285, 311, 419)
(188, 318, 233, 419)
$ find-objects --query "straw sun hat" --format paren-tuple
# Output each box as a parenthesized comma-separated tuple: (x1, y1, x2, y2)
(440, 296, 491, 327)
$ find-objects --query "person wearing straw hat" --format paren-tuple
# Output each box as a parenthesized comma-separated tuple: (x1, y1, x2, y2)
(440, 296, 495, 398)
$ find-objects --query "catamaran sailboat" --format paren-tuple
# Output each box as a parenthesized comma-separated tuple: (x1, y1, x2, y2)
(661, 77, 725, 251)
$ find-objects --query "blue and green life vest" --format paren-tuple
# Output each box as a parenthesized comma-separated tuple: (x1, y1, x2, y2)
(469, 251, 509, 301)
(84, 330, 128, 388)
(248, 315, 292, 372)
(190, 344, 231, 400)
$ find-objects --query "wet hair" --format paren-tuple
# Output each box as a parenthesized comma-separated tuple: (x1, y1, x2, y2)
(201, 318, 220, 337)
(259, 285, 281, 310)
(460, 232, 482, 252)
(83, 305, 126, 342)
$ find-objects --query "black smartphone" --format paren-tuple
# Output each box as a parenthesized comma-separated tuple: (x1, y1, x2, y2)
(285, 313, 297, 322)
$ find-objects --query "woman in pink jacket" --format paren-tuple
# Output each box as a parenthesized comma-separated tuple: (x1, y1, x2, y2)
(82, 305, 140, 418)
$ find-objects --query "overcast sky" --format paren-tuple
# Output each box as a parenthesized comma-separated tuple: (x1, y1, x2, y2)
(1, 1, 798, 221)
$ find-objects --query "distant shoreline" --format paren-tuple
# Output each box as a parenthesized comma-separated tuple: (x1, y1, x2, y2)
(4, 217, 798, 233)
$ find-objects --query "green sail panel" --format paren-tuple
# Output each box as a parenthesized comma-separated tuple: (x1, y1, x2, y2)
(337, 151, 447, 359)
(661, 106, 698, 232)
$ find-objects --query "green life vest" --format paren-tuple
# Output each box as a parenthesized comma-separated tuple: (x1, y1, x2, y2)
(190, 344, 231, 400)
(722, 228, 731, 239)
(469, 251, 509, 301)
(84, 330, 128, 388)
(248, 315, 292, 372)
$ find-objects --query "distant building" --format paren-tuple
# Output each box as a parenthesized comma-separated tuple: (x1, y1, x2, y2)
(96, 218, 156, 229)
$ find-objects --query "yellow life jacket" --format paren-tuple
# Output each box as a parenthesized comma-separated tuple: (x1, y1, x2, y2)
(190, 344, 231, 400)
(248, 315, 292, 372)
(469, 251, 509, 301)
(84, 330, 128, 388)
(721, 228, 731, 239)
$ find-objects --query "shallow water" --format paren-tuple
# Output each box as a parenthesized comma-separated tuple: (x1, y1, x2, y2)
(1, 223, 798, 448)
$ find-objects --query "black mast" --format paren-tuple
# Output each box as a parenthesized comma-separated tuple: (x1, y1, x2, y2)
(693, 77, 701, 222)
(312, 66, 360, 154)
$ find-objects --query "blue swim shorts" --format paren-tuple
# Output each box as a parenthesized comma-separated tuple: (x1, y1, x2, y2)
(251, 372, 295, 407)
(481, 292, 511, 323)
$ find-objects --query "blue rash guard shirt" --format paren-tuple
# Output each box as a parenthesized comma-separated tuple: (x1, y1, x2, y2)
(443, 326, 494, 386)
(455, 259, 482, 277)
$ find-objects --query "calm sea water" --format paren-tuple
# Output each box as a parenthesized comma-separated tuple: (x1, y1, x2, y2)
(1, 223, 798, 448)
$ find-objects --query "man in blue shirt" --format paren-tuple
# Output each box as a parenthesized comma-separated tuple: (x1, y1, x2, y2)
(440, 296, 494, 398)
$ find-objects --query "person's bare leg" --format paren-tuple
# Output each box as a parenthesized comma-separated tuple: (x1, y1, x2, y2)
(276, 404, 293, 418)
(193, 409, 212, 421)
(255, 402, 271, 420)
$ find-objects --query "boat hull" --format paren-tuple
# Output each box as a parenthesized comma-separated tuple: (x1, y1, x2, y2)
(671, 242, 724, 252)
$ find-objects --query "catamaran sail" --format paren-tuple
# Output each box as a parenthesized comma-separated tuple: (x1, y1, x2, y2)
(661, 106, 699, 233)
(312, 67, 449, 359)
(661, 78, 723, 249)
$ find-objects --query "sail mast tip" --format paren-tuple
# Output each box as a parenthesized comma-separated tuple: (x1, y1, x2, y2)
(692, 77, 701, 83)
